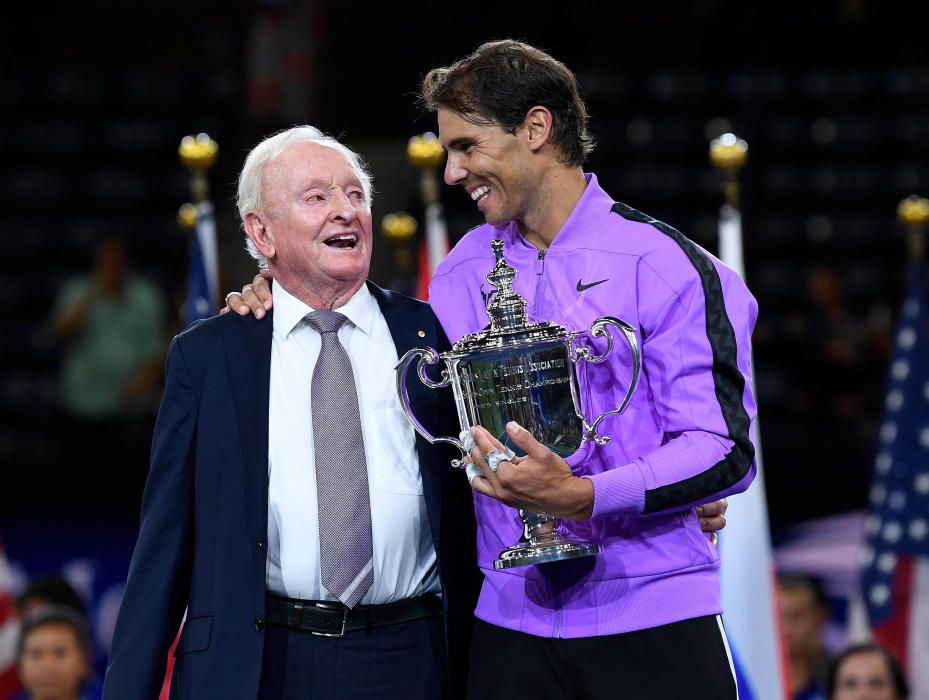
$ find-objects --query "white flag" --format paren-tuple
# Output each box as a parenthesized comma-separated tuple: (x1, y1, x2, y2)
(717, 203, 789, 700)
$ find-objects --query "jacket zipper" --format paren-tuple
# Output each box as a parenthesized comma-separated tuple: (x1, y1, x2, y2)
(532, 249, 546, 320)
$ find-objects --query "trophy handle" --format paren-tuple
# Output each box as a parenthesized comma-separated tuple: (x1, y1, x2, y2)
(571, 317, 641, 445)
(395, 347, 468, 467)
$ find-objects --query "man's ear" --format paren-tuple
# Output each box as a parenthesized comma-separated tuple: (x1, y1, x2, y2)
(244, 211, 276, 260)
(523, 106, 554, 153)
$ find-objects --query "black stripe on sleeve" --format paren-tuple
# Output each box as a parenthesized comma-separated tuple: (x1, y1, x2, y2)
(611, 202, 754, 514)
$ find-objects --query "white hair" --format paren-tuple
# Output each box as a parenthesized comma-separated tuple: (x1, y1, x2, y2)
(236, 125, 374, 268)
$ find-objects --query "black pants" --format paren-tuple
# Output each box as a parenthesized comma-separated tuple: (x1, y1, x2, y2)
(466, 616, 737, 700)
(258, 614, 447, 699)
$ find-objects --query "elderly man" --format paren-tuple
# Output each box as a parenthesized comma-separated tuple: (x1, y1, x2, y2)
(103, 126, 479, 700)
(229, 41, 750, 700)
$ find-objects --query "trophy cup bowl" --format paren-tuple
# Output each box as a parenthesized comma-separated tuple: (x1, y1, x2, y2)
(396, 240, 640, 569)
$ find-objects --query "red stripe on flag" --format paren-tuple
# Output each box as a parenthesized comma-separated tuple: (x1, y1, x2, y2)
(872, 555, 914, 673)
(0, 594, 13, 624)
(771, 568, 792, 700)
(416, 238, 431, 301)
(0, 663, 21, 700)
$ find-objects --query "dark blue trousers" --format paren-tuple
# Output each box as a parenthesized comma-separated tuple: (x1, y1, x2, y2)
(258, 614, 447, 699)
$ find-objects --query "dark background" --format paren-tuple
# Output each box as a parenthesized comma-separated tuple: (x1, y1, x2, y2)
(2, 0, 927, 677)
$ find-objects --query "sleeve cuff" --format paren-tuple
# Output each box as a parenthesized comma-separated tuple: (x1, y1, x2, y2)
(586, 462, 646, 517)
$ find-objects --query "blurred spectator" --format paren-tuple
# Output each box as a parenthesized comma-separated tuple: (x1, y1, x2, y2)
(51, 237, 165, 421)
(802, 266, 870, 420)
(15, 606, 93, 700)
(771, 265, 891, 521)
(15, 576, 85, 619)
(49, 236, 166, 484)
(826, 643, 909, 700)
(779, 574, 832, 700)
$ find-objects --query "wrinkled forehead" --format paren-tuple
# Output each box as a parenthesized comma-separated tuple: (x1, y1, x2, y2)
(263, 141, 363, 198)
(276, 141, 356, 178)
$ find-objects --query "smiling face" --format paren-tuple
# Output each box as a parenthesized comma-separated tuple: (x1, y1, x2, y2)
(245, 140, 373, 305)
(438, 108, 537, 228)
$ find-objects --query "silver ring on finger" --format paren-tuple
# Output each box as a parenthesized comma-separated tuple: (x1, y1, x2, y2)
(459, 430, 476, 454)
(465, 463, 484, 485)
(485, 448, 516, 474)
(224, 291, 238, 305)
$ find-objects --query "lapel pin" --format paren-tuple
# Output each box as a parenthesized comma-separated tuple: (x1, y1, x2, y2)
(417, 330, 426, 338)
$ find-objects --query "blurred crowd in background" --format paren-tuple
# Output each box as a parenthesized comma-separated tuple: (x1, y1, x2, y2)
(2, 1, 928, 698)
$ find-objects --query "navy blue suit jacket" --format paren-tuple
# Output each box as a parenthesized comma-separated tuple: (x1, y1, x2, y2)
(103, 283, 478, 699)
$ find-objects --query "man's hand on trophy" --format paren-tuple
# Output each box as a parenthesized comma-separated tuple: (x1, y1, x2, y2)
(468, 422, 595, 521)
(220, 270, 274, 318)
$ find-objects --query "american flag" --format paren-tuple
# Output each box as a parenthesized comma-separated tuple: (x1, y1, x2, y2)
(859, 258, 929, 696)
(0, 540, 21, 699)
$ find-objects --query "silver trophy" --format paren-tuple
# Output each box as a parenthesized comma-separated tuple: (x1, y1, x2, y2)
(396, 240, 640, 569)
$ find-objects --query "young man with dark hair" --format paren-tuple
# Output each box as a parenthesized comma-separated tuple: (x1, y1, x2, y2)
(420, 39, 756, 699)
(420, 40, 595, 167)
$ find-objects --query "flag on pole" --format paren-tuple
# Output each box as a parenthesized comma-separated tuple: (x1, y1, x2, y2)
(858, 259, 929, 697)
(717, 203, 790, 700)
(184, 200, 219, 327)
(0, 540, 21, 700)
(416, 199, 449, 301)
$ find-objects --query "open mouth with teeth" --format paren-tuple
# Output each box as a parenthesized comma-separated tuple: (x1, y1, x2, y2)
(323, 233, 358, 249)
(471, 185, 491, 204)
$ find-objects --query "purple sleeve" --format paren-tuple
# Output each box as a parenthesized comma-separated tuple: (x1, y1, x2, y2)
(587, 257, 758, 517)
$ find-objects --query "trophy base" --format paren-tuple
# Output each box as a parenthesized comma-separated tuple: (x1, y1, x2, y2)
(493, 535, 601, 569)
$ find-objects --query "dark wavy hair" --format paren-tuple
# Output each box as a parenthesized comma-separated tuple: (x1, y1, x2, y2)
(826, 643, 909, 699)
(421, 40, 595, 166)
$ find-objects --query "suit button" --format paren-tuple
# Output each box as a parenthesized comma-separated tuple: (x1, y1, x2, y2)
(258, 541, 264, 551)
(254, 617, 264, 631)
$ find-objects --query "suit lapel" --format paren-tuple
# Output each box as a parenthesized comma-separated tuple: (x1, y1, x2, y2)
(223, 312, 273, 534)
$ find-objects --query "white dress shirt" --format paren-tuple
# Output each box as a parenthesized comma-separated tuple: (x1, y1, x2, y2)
(266, 281, 440, 603)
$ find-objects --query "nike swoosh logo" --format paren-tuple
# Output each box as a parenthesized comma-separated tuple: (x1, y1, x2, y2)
(576, 278, 609, 292)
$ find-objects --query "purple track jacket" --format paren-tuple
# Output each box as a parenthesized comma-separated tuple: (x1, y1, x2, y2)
(428, 174, 759, 638)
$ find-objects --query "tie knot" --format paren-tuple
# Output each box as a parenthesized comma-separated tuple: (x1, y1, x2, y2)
(306, 310, 348, 335)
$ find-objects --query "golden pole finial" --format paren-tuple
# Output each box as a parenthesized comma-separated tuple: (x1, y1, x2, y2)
(407, 132, 445, 206)
(177, 202, 198, 229)
(382, 212, 419, 242)
(179, 133, 218, 204)
(407, 132, 445, 169)
(897, 194, 929, 259)
(710, 133, 749, 209)
(381, 212, 418, 274)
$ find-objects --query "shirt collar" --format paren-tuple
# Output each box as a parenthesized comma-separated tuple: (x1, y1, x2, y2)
(504, 172, 613, 250)
(272, 281, 376, 338)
